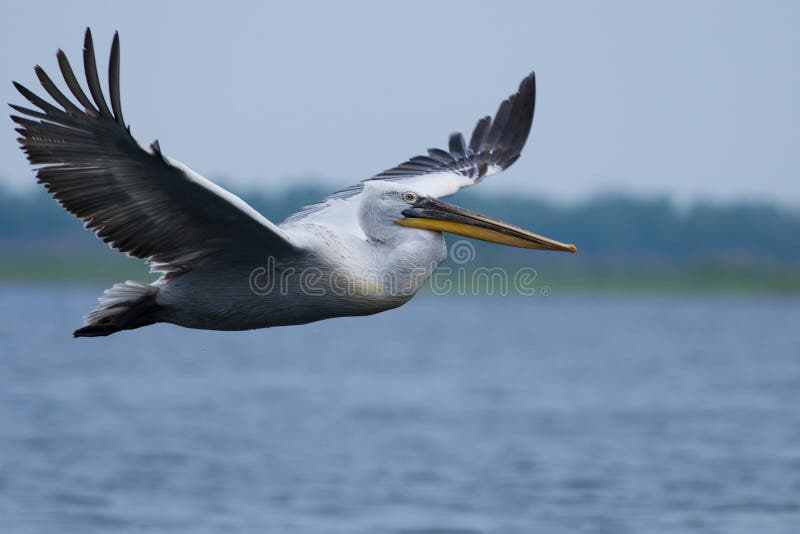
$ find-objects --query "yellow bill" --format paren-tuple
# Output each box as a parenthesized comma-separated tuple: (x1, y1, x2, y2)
(396, 196, 577, 253)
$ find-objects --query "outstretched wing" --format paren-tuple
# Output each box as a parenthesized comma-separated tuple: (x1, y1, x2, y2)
(10, 29, 296, 277)
(283, 72, 536, 235)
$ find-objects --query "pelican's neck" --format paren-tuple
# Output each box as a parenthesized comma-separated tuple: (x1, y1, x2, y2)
(365, 228, 446, 296)
(283, 220, 446, 301)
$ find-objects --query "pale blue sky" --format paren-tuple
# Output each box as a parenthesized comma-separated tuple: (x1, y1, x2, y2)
(2, 1, 798, 205)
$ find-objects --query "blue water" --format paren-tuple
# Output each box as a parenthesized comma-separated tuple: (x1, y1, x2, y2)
(1, 286, 799, 533)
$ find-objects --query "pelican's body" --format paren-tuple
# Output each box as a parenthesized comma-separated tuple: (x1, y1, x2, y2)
(158, 188, 446, 331)
(11, 30, 576, 337)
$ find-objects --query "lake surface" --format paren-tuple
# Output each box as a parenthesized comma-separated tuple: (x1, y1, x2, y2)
(1, 286, 799, 533)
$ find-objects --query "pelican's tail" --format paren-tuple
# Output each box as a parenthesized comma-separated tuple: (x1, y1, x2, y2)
(74, 281, 160, 338)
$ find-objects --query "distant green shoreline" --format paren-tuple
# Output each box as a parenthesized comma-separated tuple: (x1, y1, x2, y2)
(2, 255, 798, 294)
(529, 267, 800, 295)
(3, 187, 799, 296)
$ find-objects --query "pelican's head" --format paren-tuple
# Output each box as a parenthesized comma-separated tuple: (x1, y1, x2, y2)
(360, 181, 576, 253)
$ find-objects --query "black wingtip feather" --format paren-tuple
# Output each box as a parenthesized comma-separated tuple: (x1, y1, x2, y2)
(500, 71, 535, 168)
(109, 31, 124, 125)
(13, 80, 63, 116)
(448, 132, 467, 158)
(468, 116, 491, 154)
(83, 27, 113, 118)
(485, 99, 512, 151)
(34, 64, 82, 116)
(57, 48, 98, 115)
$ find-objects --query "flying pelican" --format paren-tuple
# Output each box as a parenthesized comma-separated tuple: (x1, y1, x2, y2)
(10, 29, 577, 337)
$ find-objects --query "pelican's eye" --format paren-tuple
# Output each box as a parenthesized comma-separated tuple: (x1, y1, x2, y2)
(402, 192, 418, 204)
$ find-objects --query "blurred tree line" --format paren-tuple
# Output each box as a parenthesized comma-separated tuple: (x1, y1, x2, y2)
(1, 183, 798, 267)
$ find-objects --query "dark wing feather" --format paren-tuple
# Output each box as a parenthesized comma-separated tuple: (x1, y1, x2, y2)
(10, 28, 296, 276)
(285, 72, 536, 223)
(372, 71, 535, 183)
(82, 28, 113, 118)
(108, 32, 125, 125)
